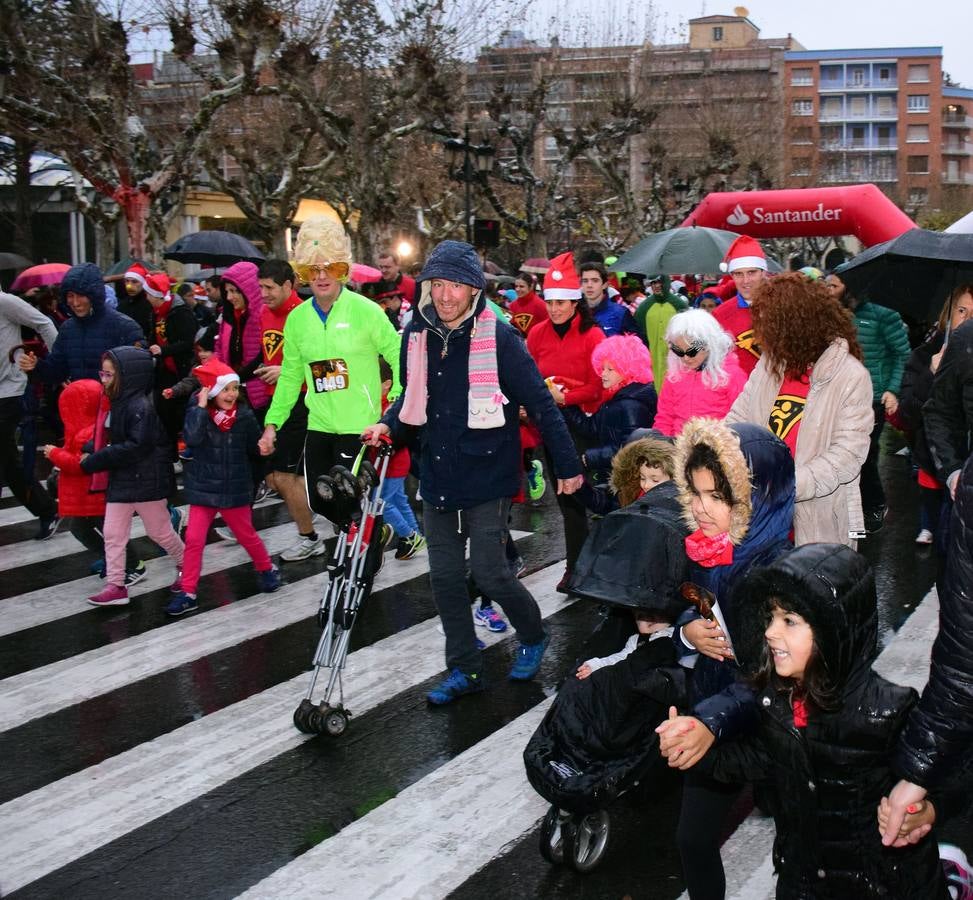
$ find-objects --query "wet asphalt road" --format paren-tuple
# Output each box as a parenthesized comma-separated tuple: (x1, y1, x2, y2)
(2, 435, 970, 899)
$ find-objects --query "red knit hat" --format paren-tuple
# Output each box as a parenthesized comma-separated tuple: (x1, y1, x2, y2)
(144, 272, 171, 299)
(124, 262, 148, 290)
(193, 357, 240, 396)
(543, 251, 582, 300)
(720, 235, 767, 273)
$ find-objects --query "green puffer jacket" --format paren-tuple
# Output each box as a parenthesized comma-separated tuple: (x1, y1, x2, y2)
(852, 301, 911, 402)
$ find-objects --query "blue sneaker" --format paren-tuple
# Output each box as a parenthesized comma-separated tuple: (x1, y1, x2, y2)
(258, 565, 282, 593)
(426, 668, 485, 705)
(475, 637, 486, 650)
(165, 592, 198, 617)
(90, 558, 106, 578)
(474, 605, 507, 633)
(509, 631, 550, 681)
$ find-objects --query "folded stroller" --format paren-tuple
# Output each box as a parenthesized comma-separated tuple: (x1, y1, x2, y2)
(524, 486, 690, 872)
(293, 439, 393, 737)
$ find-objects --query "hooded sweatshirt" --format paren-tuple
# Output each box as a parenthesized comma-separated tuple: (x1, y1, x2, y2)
(47, 379, 107, 517)
(217, 261, 269, 410)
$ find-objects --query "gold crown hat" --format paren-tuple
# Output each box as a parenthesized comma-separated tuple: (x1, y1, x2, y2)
(292, 216, 352, 268)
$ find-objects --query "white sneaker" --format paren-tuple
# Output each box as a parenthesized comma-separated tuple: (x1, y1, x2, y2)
(915, 528, 934, 545)
(215, 526, 237, 543)
(280, 535, 326, 562)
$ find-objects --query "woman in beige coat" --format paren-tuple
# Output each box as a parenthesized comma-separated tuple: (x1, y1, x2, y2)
(725, 272, 873, 547)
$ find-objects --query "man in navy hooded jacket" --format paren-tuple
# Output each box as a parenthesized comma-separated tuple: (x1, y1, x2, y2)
(18, 262, 144, 384)
(364, 240, 583, 705)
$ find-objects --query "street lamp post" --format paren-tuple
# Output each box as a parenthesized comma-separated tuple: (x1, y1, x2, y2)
(443, 123, 494, 244)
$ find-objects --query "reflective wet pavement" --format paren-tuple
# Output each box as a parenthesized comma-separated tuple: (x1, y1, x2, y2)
(0, 439, 969, 899)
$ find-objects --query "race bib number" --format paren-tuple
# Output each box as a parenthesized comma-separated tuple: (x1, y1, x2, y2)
(309, 358, 350, 393)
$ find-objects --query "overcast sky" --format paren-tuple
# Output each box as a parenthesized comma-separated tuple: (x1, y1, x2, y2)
(520, 0, 972, 88)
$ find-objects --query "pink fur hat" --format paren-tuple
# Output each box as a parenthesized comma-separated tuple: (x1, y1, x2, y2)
(591, 334, 653, 385)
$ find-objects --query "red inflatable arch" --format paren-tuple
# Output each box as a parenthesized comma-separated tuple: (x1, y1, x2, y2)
(680, 184, 915, 248)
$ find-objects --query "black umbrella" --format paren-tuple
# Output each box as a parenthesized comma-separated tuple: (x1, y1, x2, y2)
(164, 231, 264, 266)
(0, 252, 33, 270)
(834, 228, 973, 321)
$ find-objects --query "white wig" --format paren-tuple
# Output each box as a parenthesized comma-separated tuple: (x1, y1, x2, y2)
(664, 308, 735, 388)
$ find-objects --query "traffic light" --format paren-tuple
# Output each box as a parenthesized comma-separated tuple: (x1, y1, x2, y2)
(473, 218, 500, 248)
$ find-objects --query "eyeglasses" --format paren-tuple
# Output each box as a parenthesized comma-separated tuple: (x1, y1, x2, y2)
(669, 342, 704, 359)
(293, 262, 350, 284)
(98, 370, 114, 380)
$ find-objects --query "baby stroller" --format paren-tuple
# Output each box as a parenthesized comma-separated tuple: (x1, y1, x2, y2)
(524, 487, 690, 872)
(293, 439, 393, 737)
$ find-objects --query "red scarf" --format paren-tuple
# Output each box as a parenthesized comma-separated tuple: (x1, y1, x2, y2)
(208, 404, 238, 432)
(792, 696, 808, 728)
(601, 376, 633, 400)
(685, 528, 734, 567)
(89, 394, 111, 493)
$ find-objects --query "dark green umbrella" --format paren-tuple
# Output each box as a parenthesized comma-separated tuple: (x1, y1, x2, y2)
(608, 226, 781, 276)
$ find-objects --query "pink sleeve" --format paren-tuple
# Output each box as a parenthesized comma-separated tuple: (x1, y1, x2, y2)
(653, 383, 677, 435)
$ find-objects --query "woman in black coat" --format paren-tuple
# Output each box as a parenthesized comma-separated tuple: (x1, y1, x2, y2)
(703, 544, 948, 899)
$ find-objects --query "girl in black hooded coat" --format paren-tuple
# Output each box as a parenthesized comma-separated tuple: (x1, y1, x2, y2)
(698, 543, 948, 899)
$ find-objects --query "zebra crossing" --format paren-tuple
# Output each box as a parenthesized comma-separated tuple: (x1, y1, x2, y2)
(0, 484, 957, 900)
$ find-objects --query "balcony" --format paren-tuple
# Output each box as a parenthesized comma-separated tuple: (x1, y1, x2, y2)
(819, 78, 897, 92)
(942, 171, 973, 184)
(822, 168, 897, 184)
(819, 138, 897, 151)
(942, 113, 973, 128)
(819, 110, 898, 123)
(943, 142, 973, 156)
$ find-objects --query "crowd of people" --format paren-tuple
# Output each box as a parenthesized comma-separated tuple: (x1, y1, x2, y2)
(2, 217, 973, 897)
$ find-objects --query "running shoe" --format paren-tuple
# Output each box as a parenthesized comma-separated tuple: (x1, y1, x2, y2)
(280, 535, 326, 562)
(379, 523, 396, 551)
(258, 566, 283, 593)
(124, 561, 147, 586)
(474, 605, 507, 633)
(87, 584, 129, 607)
(526, 459, 546, 501)
(36, 516, 61, 541)
(426, 669, 485, 705)
(941, 844, 973, 900)
(915, 528, 934, 545)
(509, 631, 550, 681)
(394, 532, 427, 560)
(165, 592, 198, 617)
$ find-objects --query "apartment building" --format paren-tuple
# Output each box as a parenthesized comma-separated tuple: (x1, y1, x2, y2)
(784, 48, 973, 213)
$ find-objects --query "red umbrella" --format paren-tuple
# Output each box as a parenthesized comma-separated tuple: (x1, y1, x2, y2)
(520, 257, 550, 275)
(351, 263, 382, 283)
(10, 262, 71, 292)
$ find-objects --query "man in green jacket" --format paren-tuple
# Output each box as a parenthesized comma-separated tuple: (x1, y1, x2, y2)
(826, 272, 911, 533)
(258, 217, 402, 521)
(634, 274, 687, 387)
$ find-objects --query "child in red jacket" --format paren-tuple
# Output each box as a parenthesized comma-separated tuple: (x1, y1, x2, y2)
(42, 379, 144, 583)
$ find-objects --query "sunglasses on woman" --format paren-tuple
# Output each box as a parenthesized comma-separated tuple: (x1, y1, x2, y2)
(669, 342, 704, 358)
(292, 261, 350, 284)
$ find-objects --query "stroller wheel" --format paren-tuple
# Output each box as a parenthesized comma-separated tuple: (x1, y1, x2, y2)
(306, 702, 331, 734)
(316, 475, 337, 503)
(323, 708, 349, 737)
(539, 806, 566, 865)
(563, 810, 610, 873)
(357, 460, 379, 493)
(329, 466, 359, 500)
(293, 699, 317, 734)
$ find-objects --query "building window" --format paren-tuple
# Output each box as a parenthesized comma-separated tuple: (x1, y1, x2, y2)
(820, 97, 842, 119)
(909, 187, 928, 205)
(907, 124, 929, 142)
(850, 68, 865, 85)
(712, 26, 723, 41)
(791, 126, 813, 144)
(877, 125, 893, 147)
(849, 96, 867, 117)
(791, 68, 813, 86)
(792, 99, 813, 116)
(907, 64, 930, 83)
(790, 157, 812, 176)
(877, 66, 892, 82)
(876, 95, 895, 116)
(906, 155, 929, 174)
(907, 94, 930, 112)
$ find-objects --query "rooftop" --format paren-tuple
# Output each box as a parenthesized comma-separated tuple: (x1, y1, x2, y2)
(786, 47, 941, 61)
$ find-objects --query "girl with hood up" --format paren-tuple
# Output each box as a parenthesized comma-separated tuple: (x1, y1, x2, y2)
(215, 261, 269, 416)
(560, 334, 658, 485)
(657, 417, 795, 900)
(696, 544, 948, 899)
(80, 347, 184, 607)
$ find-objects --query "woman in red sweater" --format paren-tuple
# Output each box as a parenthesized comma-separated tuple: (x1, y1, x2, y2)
(526, 252, 606, 589)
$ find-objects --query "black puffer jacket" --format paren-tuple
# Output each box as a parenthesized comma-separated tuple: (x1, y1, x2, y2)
(708, 544, 947, 900)
(81, 346, 174, 503)
(182, 399, 261, 509)
(895, 457, 973, 788)
(561, 381, 658, 481)
(898, 331, 943, 473)
(923, 317, 973, 483)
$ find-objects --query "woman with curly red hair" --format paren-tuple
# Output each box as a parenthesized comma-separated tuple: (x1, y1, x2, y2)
(725, 272, 873, 547)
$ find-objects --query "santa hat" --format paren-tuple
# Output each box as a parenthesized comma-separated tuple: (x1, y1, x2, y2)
(720, 235, 767, 273)
(193, 357, 239, 397)
(144, 272, 171, 299)
(543, 251, 582, 301)
(123, 262, 148, 290)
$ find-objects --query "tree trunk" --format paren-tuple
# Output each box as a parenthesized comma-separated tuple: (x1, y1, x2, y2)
(12, 137, 35, 258)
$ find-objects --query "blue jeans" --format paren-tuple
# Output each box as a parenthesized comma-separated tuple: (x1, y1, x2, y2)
(381, 476, 420, 538)
(424, 497, 544, 675)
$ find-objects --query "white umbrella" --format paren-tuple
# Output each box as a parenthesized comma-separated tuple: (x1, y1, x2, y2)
(945, 209, 973, 234)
